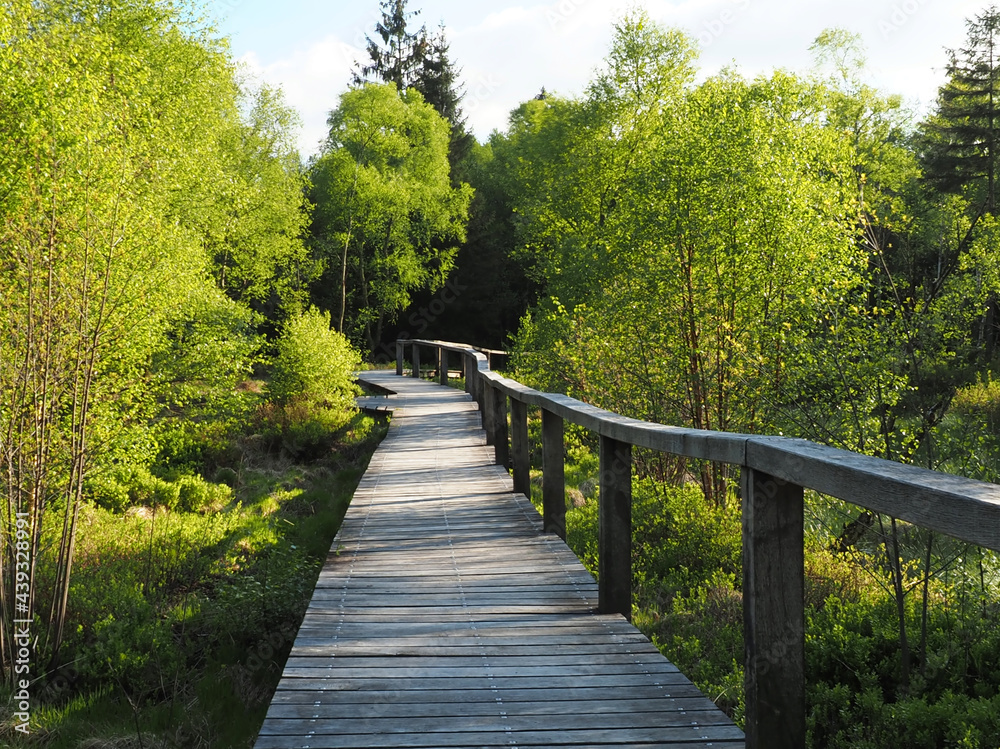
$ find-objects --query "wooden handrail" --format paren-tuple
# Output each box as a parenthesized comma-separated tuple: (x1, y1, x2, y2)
(395, 338, 1000, 749)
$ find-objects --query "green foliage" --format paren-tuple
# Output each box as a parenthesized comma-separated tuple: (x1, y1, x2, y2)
(18, 412, 386, 746)
(269, 307, 362, 409)
(309, 82, 473, 351)
(0, 0, 309, 677)
(508, 15, 865, 502)
(197, 81, 314, 323)
(85, 466, 233, 515)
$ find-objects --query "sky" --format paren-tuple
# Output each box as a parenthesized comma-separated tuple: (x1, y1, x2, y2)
(209, 0, 991, 158)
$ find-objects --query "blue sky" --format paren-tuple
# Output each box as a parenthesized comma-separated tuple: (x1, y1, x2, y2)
(210, 0, 989, 158)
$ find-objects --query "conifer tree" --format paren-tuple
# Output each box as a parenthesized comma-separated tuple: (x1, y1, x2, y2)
(921, 5, 1000, 214)
(417, 24, 473, 165)
(354, 3, 471, 167)
(353, 0, 427, 91)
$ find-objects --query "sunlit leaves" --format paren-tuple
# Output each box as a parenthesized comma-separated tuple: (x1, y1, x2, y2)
(310, 83, 473, 352)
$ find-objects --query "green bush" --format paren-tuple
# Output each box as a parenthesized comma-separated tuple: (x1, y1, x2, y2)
(86, 466, 234, 515)
(85, 475, 131, 513)
(176, 474, 233, 513)
(268, 307, 361, 409)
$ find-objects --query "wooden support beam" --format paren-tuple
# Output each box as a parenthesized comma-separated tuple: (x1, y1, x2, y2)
(598, 436, 631, 620)
(395, 340, 404, 377)
(439, 347, 448, 386)
(491, 386, 510, 468)
(511, 399, 530, 497)
(742, 467, 804, 749)
(482, 382, 494, 445)
(542, 409, 566, 540)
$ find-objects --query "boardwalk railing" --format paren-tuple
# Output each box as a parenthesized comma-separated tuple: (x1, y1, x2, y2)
(395, 337, 1000, 749)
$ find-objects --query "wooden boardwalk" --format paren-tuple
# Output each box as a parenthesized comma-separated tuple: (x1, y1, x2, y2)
(254, 371, 744, 749)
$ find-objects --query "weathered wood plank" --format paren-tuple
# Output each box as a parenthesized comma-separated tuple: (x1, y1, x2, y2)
(511, 397, 531, 496)
(258, 709, 738, 734)
(289, 642, 664, 657)
(255, 371, 742, 749)
(255, 725, 745, 749)
(265, 695, 723, 719)
(742, 466, 804, 749)
(269, 683, 710, 703)
(489, 384, 509, 467)
(542, 408, 566, 539)
(599, 434, 632, 619)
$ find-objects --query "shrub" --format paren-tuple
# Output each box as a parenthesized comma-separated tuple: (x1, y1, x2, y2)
(176, 474, 233, 513)
(86, 475, 131, 513)
(268, 308, 361, 409)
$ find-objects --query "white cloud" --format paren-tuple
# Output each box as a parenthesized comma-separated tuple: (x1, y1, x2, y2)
(239, 36, 364, 157)
(230, 0, 995, 158)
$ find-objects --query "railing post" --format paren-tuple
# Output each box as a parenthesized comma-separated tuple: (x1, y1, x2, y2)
(395, 340, 404, 377)
(490, 386, 509, 467)
(742, 467, 804, 749)
(411, 343, 421, 379)
(598, 435, 631, 620)
(542, 409, 565, 539)
(482, 381, 494, 445)
(464, 352, 475, 398)
(439, 347, 448, 386)
(511, 398, 530, 496)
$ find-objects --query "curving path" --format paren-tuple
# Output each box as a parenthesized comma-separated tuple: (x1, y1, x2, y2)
(253, 371, 745, 748)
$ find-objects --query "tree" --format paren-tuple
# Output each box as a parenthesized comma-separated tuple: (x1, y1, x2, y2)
(353, 0, 427, 91)
(921, 5, 1000, 214)
(309, 83, 473, 353)
(0, 0, 275, 677)
(508, 14, 864, 504)
(355, 4, 472, 169)
(416, 24, 474, 167)
(197, 82, 313, 327)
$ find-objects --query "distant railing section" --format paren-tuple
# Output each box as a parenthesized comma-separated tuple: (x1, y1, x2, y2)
(394, 338, 1000, 749)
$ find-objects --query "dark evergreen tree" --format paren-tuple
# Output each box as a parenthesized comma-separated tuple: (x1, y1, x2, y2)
(920, 5, 1000, 214)
(353, 0, 428, 91)
(417, 24, 474, 166)
(355, 6, 472, 169)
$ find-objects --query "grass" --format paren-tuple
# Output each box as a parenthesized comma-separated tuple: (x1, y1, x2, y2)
(1, 410, 388, 749)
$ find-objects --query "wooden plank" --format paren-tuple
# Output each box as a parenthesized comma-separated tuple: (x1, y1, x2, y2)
(255, 725, 745, 748)
(290, 637, 660, 662)
(599, 434, 632, 619)
(265, 695, 724, 718)
(269, 672, 697, 692)
(490, 384, 509, 467)
(256, 372, 742, 749)
(269, 683, 710, 703)
(742, 466, 804, 749)
(542, 408, 566, 538)
(258, 709, 738, 734)
(282, 653, 682, 670)
(511, 397, 530, 496)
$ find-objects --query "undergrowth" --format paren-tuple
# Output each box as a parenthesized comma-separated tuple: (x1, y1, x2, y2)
(527, 420, 1000, 748)
(0, 409, 387, 748)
